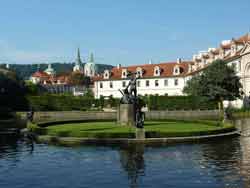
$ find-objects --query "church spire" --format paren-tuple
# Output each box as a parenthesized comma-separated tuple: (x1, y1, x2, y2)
(76, 48, 82, 65)
(73, 48, 83, 72)
(90, 52, 94, 63)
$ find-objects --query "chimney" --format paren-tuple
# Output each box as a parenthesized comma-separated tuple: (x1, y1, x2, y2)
(117, 64, 121, 69)
(177, 58, 182, 64)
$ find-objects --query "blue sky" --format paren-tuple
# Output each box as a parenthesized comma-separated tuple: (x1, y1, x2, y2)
(0, 0, 250, 65)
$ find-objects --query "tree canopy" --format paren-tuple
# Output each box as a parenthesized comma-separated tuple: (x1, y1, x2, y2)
(68, 72, 91, 86)
(183, 60, 242, 105)
(0, 70, 29, 111)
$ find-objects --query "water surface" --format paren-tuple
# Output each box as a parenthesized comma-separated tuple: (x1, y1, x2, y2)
(0, 119, 250, 188)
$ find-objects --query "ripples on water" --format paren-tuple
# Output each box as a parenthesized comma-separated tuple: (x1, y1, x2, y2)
(0, 132, 250, 187)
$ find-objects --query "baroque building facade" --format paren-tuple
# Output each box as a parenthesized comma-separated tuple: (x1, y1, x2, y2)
(94, 33, 250, 108)
(30, 48, 97, 95)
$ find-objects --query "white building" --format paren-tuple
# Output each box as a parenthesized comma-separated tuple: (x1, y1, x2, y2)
(94, 59, 193, 99)
(93, 33, 250, 108)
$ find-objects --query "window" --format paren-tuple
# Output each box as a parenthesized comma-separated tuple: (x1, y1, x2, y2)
(100, 82, 103, 88)
(155, 80, 159, 87)
(154, 66, 161, 76)
(110, 82, 113, 88)
(173, 66, 180, 75)
(164, 79, 168, 86)
(137, 80, 140, 87)
(103, 70, 110, 79)
(122, 81, 126, 87)
(136, 67, 143, 77)
(146, 80, 150, 87)
(174, 79, 178, 86)
(121, 69, 127, 78)
(175, 68, 179, 73)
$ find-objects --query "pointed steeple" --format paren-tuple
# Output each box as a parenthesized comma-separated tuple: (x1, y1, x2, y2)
(37, 64, 40, 71)
(90, 52, 94, 63)
(76, 48, 82, 65)
(73, 48, 83, 72)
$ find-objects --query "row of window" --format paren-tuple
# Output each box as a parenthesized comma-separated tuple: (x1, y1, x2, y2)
(99, 79, 179, 89)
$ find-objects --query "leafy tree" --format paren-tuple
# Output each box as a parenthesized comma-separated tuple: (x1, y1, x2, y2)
(25, 81, 41, 95)
(183, 60, 242, 110)
(0, 70, 29, 112)
(68, 72, 91, 86)
(84, 88, 94, 98)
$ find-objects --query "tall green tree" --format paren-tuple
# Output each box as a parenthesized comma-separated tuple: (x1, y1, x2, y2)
(183, 60, 242, 110)
(68, 72, 91, 86)
(0, 70, 29, 112)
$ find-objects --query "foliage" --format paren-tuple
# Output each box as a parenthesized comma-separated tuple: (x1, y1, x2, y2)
(25, 81, 44, 95)
(0, 71, 29, 111)
(28, 93, 121, 111)
(143, 95, 217, 110)
(183, 60, 242, 104)
(68, 72, 91, 86)
(28, 94, 99, 111)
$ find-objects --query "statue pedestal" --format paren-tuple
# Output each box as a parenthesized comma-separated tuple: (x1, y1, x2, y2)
(117, 104, 135, 126)
(136, 128, 145, 139)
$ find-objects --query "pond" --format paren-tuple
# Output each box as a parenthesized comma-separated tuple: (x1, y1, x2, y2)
(0, 119, 250, 188)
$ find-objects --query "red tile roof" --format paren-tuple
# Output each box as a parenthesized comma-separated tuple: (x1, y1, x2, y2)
(96, 61, 193, 81)
(32, 71, 49, 78)
(234, 33, 250, 44)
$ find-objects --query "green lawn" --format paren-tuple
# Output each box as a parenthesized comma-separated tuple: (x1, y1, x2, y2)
(32, 120, 235, 138)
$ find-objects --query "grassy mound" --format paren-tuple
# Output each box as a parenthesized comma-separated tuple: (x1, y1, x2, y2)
(29, 120, 235, 139)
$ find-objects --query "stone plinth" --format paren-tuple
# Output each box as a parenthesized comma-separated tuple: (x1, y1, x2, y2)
(117, 104, 135, 126)
(136, 128, 145, 139)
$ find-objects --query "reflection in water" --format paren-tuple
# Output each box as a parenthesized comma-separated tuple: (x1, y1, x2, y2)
(201, 138, 241, 187)
(235, 118, 250, 188)
(119, 144, 145, 188)
(1, 121, 250, 187)
(240, 136, 250, 188)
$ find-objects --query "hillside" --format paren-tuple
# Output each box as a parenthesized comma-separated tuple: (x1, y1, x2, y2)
(0, 63, 113, 79)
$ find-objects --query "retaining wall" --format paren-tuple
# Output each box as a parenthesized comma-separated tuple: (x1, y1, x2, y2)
(146, 110, 220, 120)
(33, 110, 220, 125)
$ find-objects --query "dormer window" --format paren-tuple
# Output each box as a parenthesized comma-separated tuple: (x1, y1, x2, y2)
(154, 66, 161, 76)
(173, 65, 184, 75)
(231, 44, 237, 56)
(121, 69, 127, 78)
(103, 70, 110, 79)
(136, 67, 143, 77)
(173, 65, 180, 75)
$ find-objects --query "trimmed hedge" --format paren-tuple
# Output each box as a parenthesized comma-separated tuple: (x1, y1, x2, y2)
(28, 94, 120, 111)
(28, 94, 217, 111)
(143, 95, 217, 110)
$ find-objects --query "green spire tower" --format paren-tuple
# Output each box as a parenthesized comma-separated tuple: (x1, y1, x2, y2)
(90, 52, 94, 62)
(76, 47, 82, 65)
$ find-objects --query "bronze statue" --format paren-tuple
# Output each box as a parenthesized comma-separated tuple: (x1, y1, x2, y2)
(119, 72, 144, 128)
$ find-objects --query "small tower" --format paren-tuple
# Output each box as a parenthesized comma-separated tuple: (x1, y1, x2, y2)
(84, 52, 97, 77)
(73, 48, 84, 72)
(44, 63, 56, 76)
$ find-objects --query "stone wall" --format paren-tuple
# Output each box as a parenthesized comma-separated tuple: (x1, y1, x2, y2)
(34, 111, 116, 124)
(145, 110, 220, 120)
(33, 110, 220, 125)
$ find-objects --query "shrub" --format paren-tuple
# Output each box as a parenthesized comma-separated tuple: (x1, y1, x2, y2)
(143, 95, 217, 110)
